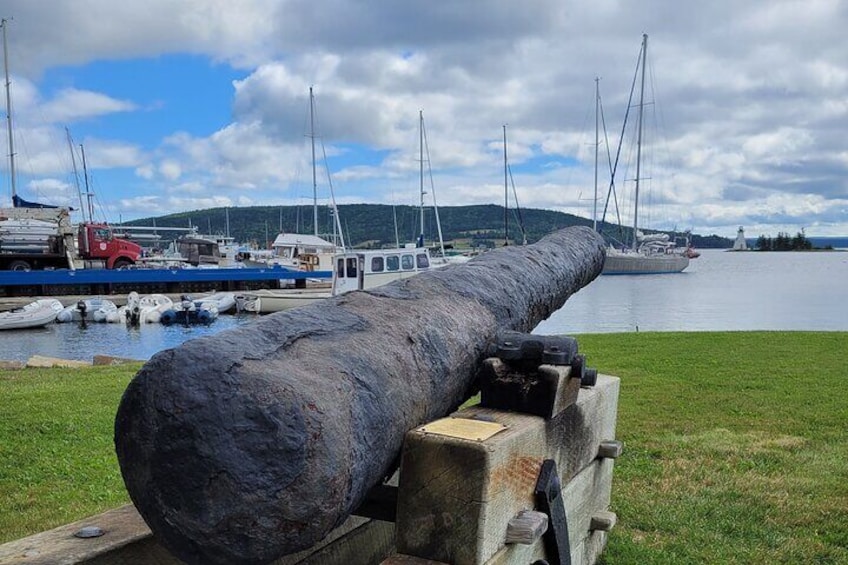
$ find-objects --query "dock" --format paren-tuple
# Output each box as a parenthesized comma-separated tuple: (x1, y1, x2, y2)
(0, 266, 332, 299)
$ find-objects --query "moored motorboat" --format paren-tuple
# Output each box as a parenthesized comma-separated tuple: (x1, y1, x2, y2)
(56, 297, 118, 323)
(138, 294, 174, 324)
(197, 291, 236, 314)
(105, 292, 176, 324)
(238, 245, 441, 313)
(160, 296, 219, 326)
(106, 292, 141, 324)
(0, 298, 64, 330)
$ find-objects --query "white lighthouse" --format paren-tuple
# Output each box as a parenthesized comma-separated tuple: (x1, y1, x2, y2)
(732, 227, 748, 251)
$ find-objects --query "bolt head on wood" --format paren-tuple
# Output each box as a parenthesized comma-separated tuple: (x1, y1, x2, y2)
(590, 511, 617, 532)
(597, 440, 623, 459)
(505, 510, 549, 545)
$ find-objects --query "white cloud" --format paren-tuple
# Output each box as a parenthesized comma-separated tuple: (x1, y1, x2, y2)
(159, 160, 182, 181)
(135, 165, 155, 180)
(39, 88, 136, 123)
(23, 177, 77, 207)
(2, 0, 847, 236)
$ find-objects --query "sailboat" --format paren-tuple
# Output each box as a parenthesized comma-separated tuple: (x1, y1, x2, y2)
(415, 110, 469, 265)
(236, 108, 454, 312)
(502, 124, 528, 246)
(262, 87, 344, 275)
(601, 34, 693, 275)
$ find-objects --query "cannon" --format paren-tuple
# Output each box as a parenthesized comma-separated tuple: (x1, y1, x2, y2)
(114, 226, 606, 565)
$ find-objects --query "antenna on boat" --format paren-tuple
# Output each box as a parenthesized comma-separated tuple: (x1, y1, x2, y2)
(2, 18, 18, 203)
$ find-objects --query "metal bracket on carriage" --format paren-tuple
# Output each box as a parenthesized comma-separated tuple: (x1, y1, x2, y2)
(480, 331, 598, 419)
(531, 459, 573, 565)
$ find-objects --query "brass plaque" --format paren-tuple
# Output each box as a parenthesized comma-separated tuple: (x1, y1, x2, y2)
(417, 417, 507, 441)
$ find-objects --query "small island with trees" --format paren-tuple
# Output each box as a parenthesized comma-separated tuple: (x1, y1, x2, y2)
(754, 230, 833, 251)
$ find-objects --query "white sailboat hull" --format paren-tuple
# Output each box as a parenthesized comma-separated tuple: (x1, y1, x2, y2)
(602, 249, 689, 274)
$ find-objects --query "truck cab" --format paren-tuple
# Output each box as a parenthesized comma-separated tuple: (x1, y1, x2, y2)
(78, 223, 142, 269)
(0, 206, 141, 270)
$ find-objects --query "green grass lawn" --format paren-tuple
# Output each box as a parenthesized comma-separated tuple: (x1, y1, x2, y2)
(581, 332, 848, 564)
(1, 333, 846, 563)
(0, 364, 138, 542)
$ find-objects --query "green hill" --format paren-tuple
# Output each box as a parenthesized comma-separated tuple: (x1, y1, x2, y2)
(123, 204, 732, 249)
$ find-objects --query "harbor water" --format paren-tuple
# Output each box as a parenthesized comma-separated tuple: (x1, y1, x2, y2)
(536, 248, 848, 334)
(1, 249, 846, 363)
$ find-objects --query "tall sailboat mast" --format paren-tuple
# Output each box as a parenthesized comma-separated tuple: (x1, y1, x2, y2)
(632, 33, 648, 250)
(66, 128, 86, 218)
(593, 77, 600, 232)
(80, 143, 95, 221)
(416, 111, 446, 257)
(418, 110, 425, 247)
(309, 86, 318, 237)
(503, 124, 509, 246)
(2, 18, 17, 202)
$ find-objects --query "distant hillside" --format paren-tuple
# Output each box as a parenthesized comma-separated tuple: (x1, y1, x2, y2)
(807, 237, 848, 249)
(123, 204, 732, 249)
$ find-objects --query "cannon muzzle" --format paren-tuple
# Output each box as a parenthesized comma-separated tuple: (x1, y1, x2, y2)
(114, 226, 606, 564)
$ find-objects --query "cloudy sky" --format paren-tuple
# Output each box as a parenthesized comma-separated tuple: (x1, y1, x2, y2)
(1, 0, 846, 238)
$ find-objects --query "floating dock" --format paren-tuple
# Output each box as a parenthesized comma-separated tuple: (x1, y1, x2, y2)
(0, 266, 332, 298)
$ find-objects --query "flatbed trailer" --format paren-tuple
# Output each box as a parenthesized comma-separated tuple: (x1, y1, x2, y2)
(0, 266, 332, 297)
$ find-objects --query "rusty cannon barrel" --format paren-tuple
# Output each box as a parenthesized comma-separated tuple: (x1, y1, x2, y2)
(114, 226, 605, 565)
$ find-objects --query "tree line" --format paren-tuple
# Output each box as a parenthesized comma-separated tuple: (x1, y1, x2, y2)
(123, 204, 734, 250)
(755, 231, 818, 251)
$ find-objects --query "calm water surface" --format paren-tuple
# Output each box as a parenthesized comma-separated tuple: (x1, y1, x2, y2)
(1, 250, 846, 362)
(0, 314, 257, 363)
(536, 249, 848, 334)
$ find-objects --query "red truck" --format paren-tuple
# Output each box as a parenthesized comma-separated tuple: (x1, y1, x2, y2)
(0, 207, 141, 271)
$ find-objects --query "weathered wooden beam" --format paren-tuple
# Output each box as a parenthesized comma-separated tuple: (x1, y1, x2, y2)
(394, 375, 620, 565)
(114, 226, 606, 565)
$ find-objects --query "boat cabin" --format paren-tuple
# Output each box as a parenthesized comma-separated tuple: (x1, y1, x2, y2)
(333, 246, 433, 294)
(176, 236, 221, 266)
(271, 233, 337, 271)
